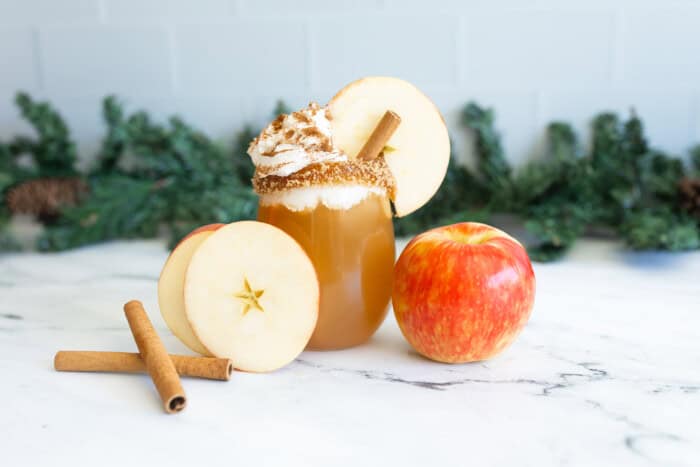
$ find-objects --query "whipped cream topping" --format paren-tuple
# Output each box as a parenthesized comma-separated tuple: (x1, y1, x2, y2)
(247, 102, 347, 178)
(259, 185, 386, 212)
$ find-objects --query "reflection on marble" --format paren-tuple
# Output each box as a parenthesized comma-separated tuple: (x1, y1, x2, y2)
(0, 239, 699, 467)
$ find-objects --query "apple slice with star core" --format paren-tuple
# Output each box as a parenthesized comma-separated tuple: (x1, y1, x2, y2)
(158, 223, 224, 356)
(328, 76, 450, 217)
(184, 221, 319, 372)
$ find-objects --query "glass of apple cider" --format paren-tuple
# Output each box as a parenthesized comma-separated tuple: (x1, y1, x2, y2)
(248, 101, 404, 350)
(255, 158, 396, 350)
(248, 73, 453, 348)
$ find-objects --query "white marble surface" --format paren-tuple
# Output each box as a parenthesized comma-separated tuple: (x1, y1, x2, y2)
(1, 238, 699, 467)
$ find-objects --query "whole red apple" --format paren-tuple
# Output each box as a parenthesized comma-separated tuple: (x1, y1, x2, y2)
(392, 222, 535, 363)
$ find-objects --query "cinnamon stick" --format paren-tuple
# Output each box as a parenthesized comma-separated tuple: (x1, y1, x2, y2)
(356, 110, 401, 161)
(54, 351, 233, 381)
(124, 300, 186, 414)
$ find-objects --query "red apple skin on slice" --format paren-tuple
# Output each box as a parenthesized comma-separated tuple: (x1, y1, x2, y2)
(158, 223, 224, 356)
(328, 76, 450, 217)
(184, 221, 319, 373)
(181, 224, 226, 242)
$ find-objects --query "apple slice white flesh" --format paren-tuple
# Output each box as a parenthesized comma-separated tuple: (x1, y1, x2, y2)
(328, 76, 451, 217)
(158, 224, 223, 356)
(184, 221, 319, 373)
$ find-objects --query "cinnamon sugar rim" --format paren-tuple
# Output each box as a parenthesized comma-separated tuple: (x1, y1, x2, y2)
(253, 156, 396, 198)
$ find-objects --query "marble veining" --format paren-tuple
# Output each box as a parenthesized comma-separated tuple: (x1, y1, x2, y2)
(0, 238, 699, 467)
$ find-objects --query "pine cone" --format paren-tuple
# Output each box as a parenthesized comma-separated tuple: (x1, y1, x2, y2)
(5, 177, 88, 223)
(679, 177, 700, 221)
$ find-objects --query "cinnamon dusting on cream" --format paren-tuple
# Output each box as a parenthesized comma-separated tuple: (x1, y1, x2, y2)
(247, 102, 396, 210)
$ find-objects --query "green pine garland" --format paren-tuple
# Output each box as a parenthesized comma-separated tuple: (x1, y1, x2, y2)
(394, 103, 700, 260)
(38, 96, 259, 251)
(1, 92, 698, 260)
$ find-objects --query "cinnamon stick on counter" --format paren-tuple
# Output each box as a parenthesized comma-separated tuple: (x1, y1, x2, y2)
(54, 351, 233, 381)
(124, 300, 186, 414)
(356, 110, 401, 161)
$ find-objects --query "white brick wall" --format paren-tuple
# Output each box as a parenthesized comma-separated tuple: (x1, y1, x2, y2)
(175, 21, 308, 95)
(1, 0, 700, 166)
(40, 25, 173, 96)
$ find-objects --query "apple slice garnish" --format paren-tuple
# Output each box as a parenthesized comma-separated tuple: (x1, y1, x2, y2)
(158, 224, 224, 356)
(184, 221, 319, 372)
(328, 76, 450, 217)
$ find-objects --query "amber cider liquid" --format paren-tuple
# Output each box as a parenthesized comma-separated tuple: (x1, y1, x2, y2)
(258, 193, 395, 350)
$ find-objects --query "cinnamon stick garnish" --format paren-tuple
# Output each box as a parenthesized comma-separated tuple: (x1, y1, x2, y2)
(356, 110, 401, 161)
(54, 351, 233, 381)
(124, 300, 186, 414)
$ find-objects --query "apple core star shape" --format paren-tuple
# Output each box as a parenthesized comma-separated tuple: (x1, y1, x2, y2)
(234, 278, 265, 315)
